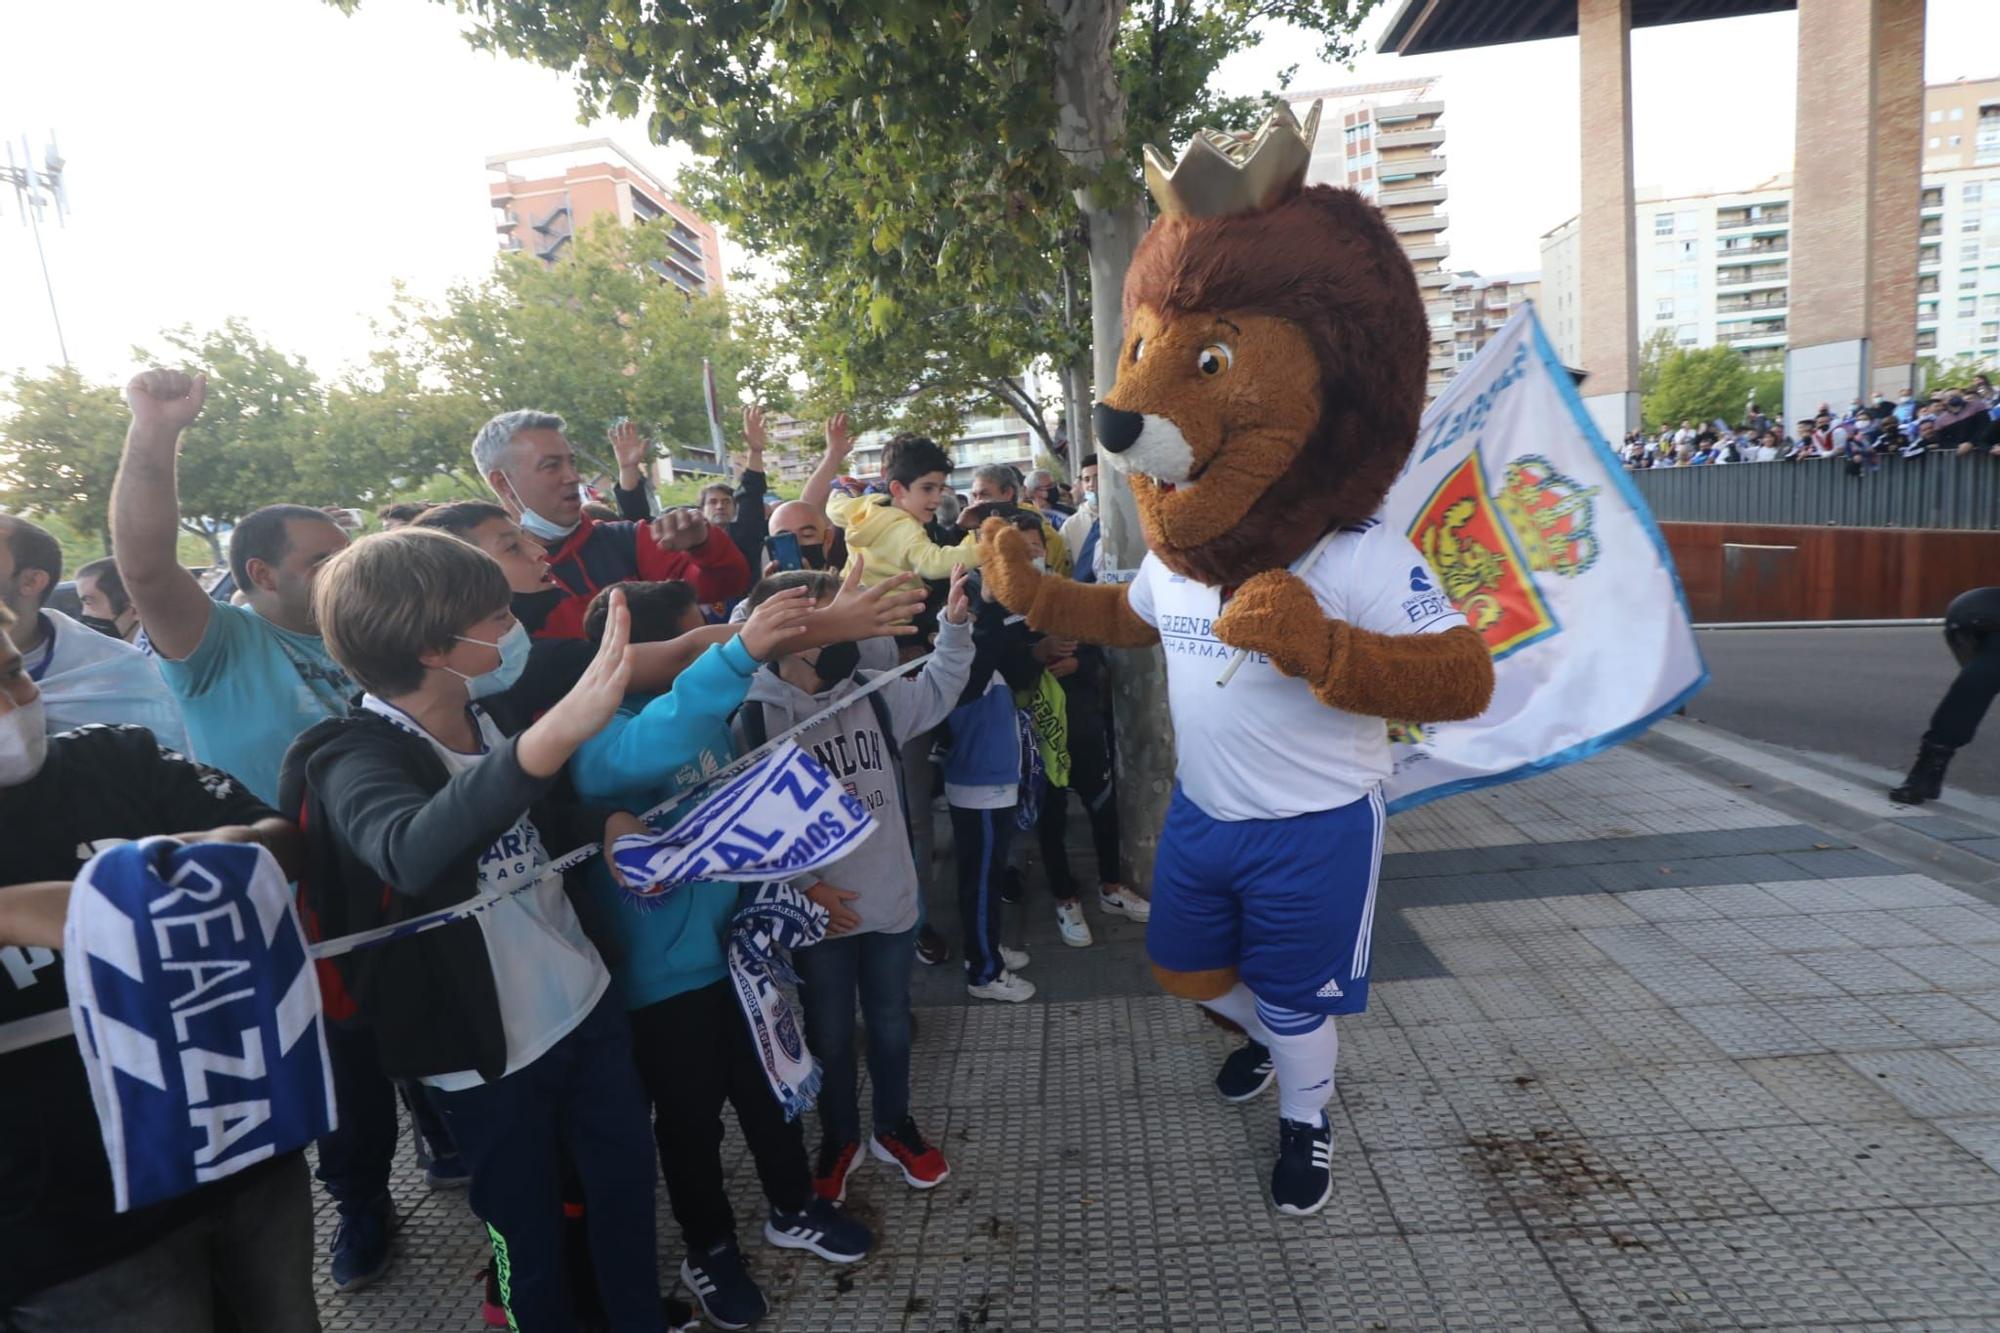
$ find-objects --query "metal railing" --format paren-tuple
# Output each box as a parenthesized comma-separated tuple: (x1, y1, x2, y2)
(1631, 455, 2000, 530)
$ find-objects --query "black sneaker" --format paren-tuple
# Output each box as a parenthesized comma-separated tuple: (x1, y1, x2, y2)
(1272, 1115, 1335, 1217)
(1215, 1040, 1275, 1103)
(764, 1196, 874, 1264)
(915, 923, 951, 966)
(679, 1240, 767, 1330)
(1000, 866, 1024, 905)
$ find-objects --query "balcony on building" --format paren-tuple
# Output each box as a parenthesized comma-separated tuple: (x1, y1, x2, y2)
(1389, 211, 1449, 235)
(1380, 183, 1447, 208)
(1419, 269, 1454, 289)
(1716, 234, 1788, 259)
(1919, 273, 1941, 294)
(1717, 318, 1787, 347)
(1375, 125, 1445, 150)
(1378, 155, 1447, 183)
(1921, 187, 1945, 211)
(1715, 261, 1787, 290)
(1714, 203, 1788, 231)
(1404, 242, 1450, 263)
(1920, 217, 1943, 238)
(1715, 288, 1788, 315)
(1374, 101, 1444, 125)
(1917, 330, 1938, 351)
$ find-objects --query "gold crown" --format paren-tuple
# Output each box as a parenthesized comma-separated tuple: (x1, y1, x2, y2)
(1142, 101, 1322, 219)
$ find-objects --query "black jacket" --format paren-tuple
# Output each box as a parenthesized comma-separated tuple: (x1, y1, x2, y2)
(278, 698, 606, 1082)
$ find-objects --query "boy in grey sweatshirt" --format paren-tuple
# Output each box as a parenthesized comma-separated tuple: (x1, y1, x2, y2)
(729, 569, 973, 1207)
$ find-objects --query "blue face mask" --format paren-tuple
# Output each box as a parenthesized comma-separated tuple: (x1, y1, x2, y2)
(451, 621, 532, 699)
(504, 477, 580, 542)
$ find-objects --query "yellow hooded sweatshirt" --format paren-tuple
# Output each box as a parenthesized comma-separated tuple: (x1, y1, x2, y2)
(828, 492, 983, 589)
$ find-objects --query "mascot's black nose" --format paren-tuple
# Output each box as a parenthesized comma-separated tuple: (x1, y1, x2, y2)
(1093, 403, 1144, 454)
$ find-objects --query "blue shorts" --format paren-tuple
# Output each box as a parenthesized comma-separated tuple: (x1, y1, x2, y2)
(1147, 783, 1385, 1016)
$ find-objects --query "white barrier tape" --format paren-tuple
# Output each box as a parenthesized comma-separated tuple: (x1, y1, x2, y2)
(306, 651, 935, 961)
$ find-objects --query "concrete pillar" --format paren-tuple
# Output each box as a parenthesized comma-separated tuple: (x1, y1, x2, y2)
(1787, 0, 1925, 422)
(1868, 0, 1925, 400)
(1577, 0, 1640, 442)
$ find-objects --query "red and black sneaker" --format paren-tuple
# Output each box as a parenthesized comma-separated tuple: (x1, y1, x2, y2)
(869, 1115, 951, 1190)
(813, 1137, 861, 1203)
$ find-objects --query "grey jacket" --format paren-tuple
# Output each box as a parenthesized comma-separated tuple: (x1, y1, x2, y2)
(732, 618, 972, 935)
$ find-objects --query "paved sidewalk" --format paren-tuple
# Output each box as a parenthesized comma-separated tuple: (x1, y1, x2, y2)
(317, 741, 2000, 1331)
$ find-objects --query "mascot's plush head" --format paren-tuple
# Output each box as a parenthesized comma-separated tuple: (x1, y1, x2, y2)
(1097, 102, 1428, 586)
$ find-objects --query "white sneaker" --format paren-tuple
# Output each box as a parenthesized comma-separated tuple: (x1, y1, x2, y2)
(1098, 886, 1151, 922)
(967, 970, 1037, 1004)
(1055, 901, 1093, 948)
(1000, 945, 1030, 972)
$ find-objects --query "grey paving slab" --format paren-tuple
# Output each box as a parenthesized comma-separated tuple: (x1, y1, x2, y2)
(314, 745, 2000, 1333)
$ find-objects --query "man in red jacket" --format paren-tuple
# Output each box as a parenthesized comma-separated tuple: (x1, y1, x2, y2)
(473, 410, 750, 639)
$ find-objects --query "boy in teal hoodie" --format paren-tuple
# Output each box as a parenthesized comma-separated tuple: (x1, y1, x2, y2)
(568, 582, 874, 1332)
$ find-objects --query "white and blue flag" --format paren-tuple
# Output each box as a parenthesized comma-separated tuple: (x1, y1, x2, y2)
(1382, 303, 1707, 811)
(64, 838, 336, 1212)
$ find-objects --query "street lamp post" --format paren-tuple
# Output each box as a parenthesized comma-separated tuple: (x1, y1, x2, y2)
(3, 133, 71, 368)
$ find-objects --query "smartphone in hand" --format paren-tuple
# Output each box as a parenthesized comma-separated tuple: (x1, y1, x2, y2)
(767, 531, 805, 571)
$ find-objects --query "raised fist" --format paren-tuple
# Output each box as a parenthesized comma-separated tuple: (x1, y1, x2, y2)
(125, 368, 207, 432)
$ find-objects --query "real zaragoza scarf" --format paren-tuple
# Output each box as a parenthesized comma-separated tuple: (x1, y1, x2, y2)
(725, 883, 829, 1123)
(64, 837, 336, 1212)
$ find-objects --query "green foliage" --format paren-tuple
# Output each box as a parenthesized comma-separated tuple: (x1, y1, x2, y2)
(1637, 328, 1675, 401)
(0, 365, 129, 551)
(1919, 352, 2000, 393)
(1644, 344, 1754, 432)
(412, 0, 1379, 448)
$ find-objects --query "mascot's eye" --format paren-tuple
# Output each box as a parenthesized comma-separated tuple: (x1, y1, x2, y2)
(1131, 336, 1145, 363)
(1198, 343, 1233, 377)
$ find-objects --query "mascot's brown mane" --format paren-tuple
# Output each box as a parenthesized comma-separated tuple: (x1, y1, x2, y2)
(1120, 184, 1428, 586)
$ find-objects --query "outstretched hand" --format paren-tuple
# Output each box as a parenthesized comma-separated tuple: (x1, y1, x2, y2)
(125, 368, 207, 434)
(824, 411, 853, 463)
(521, 590, 632, 775)
(740, 586, 815, 661)
(941, 565, 972, 626)
(743, 404, 769, 452)
(609, 419, 649, 472)
(975, 517, 1043, 614)
(812, 557, 926, 640)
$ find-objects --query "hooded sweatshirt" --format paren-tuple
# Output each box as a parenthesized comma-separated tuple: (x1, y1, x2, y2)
(828, 492, 982, 590)
(733, 616, 974, 933)
(567, 637, 760, 1011)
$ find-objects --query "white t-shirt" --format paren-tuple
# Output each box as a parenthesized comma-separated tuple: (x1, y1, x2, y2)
(1126, 521, 1468, 822)
(360, 697, 610, 1092)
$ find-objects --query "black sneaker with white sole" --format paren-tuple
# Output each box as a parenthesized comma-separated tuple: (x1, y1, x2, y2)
(679, 1240, 767, 1330)
(1271, 1115, 1335, 1217)
(763, 1197, 873, 1264)
(1215, 1040, 1274, 1103)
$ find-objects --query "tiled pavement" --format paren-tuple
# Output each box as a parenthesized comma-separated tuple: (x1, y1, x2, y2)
(317, 742, 2000, 1331)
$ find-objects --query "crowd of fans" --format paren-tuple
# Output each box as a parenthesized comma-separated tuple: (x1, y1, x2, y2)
(1622, 376, 2000, 473)
(0, 368, 1128, 1332)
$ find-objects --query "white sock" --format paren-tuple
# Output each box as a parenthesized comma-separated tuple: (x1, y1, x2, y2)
(1199, 982, 1276, 1045)
(1256, 1000, 1339, 1128)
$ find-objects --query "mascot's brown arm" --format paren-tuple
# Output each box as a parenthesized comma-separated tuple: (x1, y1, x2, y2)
(1213, 569, 1494, 720)
(976, 517, 1159, 649)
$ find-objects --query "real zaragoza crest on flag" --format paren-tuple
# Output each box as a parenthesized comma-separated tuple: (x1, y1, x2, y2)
(1380, 302, 1707, 812)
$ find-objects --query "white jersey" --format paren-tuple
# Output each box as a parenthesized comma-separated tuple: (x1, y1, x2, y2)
(1126, 521, 1467, 822)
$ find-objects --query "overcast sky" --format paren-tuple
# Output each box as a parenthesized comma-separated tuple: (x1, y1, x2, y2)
(0, 0, 1990, 385)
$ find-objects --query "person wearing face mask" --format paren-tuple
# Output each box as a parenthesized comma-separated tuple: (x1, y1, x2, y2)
(1059, 454, 1104, 585)
(0, 601, 321, 1332)
(112, 369, 354, 806)
(281, 529, 668, 1331)
(75, 556, 140, 642)
(0, 516, 188, 752)
(731, 568, 974, 1208)
(471, 410, 750, 643)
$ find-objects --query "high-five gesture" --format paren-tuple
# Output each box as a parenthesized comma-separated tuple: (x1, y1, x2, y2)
(520, 589, 632, 775)
(609, 418, 650, 492)
(125, 368, 207, 435)
(739, 585, 814, 661)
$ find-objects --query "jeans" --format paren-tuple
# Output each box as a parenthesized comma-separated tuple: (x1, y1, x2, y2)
(316, 1020, 455, 1218)
(2, 1154, 318, 1333)
(431, 996, 659, 1333)
(951, 805, 1015, 985)
(792, 926, 915, 1145)
(627, 981, 813, 1251)
(1035, 675, 1124, 898)
(1928, 632, 2000, 750)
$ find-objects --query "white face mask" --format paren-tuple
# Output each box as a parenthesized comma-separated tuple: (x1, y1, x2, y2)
(449, 622, 533, 699)
(0, 696, 49, 786)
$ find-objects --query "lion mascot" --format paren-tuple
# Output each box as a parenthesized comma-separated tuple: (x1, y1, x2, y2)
(979, 103, 1495, 1215)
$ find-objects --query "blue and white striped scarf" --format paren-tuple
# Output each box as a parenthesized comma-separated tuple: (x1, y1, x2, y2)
(64, 838, 336, 1212)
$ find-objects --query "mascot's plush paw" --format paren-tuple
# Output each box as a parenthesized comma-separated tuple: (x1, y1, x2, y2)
(976, 516, 1044, 614)
(1213, 570, 1337, 681)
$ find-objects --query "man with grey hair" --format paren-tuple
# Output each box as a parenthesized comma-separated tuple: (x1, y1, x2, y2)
(963, 465, 1071, 577)
(472, 409, 749, 640)
(1023, 467, 1073, 520)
